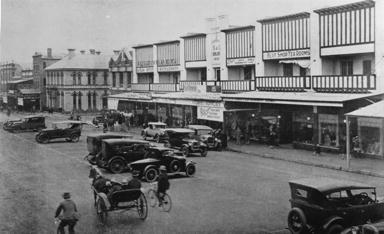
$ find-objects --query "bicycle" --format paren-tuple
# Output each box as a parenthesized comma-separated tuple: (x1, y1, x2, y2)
(147, 182, 172, 212)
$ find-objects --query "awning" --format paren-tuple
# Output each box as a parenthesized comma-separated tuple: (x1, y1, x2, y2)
(279, 59, 310, 68)
(346, 100, 384, 118)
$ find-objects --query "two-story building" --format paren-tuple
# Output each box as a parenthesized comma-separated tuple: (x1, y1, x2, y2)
(109, 48, 133, 95)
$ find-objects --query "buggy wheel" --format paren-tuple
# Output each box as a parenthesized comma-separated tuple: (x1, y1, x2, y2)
(200, 148, 207, 157)
(148, 189, 157, 207)
(160, 193, 172, 212)
(70, 134, 80, 142)
(181, 146, 189, 156)
(96, 198, 108, 224)
(37, 134, 49, 144)
(326, 224, 343, 234)
(137, 193, 148, 220)
(169, 160, 181, 173)
(185, 163, 196, 177)
(287, 208, 307, 234)
(109, 158, 126, 174)
(145, 167, 158, 183)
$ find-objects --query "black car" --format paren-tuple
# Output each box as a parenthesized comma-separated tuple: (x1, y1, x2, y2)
(342, 220, 384, 234)
(35, 121, 83, 144)
(288, 177, 384, 234)
(163, 128, 207, 157)
(128, 146, 196, 182)
(84, 133, 133, 165)
(3, 115, 46, 132)
(187, 125, 222, 151)
(96, 138, 150, 174)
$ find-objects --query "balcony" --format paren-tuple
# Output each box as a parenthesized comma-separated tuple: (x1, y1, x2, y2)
(312, 74, 376, 93)
(255, 76, 311, 92)
(131, 83, 179, 92)
(46, 84, 110, 89)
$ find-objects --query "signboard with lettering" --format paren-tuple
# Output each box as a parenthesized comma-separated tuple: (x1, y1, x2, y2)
(3, 96, 7, 103)
(197, 101, 224, 122)
(263, 49, 310, 60)
(158, 66, 180, 72)
(227, 57, 255, 66)
(212, 38, 221, 66)
(136, 67, 154, 73)
(206, 86, 222, 93)
(18, 98, 23, 106)
(157, 59, 178, 66)
(183, 84, 206, 93)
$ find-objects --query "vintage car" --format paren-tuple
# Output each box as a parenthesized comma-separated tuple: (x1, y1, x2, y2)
(141, 122, 167, 142)
(341, 220, 384, 234)
(84, 133, 133, 165)
(288, 177, 384, 234)
(96, 138, 150, 174)
(187, 125, 222, 151)
(128, 146, 196, 182)
(35, 121, 83, 144)
(92, 114, 105, 126)
(163, 128, 207, 157)
(3, 115, 46, 132)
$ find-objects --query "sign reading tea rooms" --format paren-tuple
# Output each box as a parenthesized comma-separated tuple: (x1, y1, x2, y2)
(263, 49, 310, 60)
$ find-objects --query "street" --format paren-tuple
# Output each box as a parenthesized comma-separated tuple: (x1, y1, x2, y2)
(0, 113, 383, 234)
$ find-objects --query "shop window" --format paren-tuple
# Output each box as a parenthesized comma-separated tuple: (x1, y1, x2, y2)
(283, 64, 293, 76)
(293, 112, 314, 144)
(318, 114, 339, 147)
(357, 118, 382, 155)
(363, 60, 372, 75)
(341, 61, 353, 75)
(244, 67, 253, 80)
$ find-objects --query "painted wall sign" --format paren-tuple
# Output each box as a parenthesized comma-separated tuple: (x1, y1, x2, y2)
(136, 67, 154, 73)
(227, 57, 255, 66)
(263, 49, 310, 60)
(157, 66, 181, 72)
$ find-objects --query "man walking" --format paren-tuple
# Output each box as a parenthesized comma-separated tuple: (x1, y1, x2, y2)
(55, 192, 79, 234)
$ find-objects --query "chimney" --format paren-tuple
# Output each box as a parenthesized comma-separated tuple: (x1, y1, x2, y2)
(96, 51, 101, 55)
(47, 48, 52, 58)
(218, 15, 229, 30)
(113, 50, 120, 56)
(67, 48, 76, 58)
(80, 50, 85, 54)
(89, 49, 96, 55)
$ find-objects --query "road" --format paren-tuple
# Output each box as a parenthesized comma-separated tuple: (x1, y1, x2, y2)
(0, 113, 383, 234)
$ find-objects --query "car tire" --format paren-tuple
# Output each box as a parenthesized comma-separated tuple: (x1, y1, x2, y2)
(200, 148, 207, 157)
(109, 158, 126, 174)
(185, 163, 196, 177)
(181, 146, 189, 156)
(169, 160, 181, 173)
(155, 134, 160, 143)
(287, 208, 307, 234)
(144, 167, 158, 183)
(326, 224, 344, 234)
(37, 134, 49, 144)
(70, 134, 80, 142)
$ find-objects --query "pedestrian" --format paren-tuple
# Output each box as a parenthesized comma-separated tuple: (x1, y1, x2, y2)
(157, 166, 170, 206)
(234, 121, 242, 145)
(55, 192, 79, 234)
(269, 124, 277, 148)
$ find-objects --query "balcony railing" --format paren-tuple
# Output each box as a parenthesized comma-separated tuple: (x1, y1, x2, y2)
(220, 80, 254, 93)
(312, 74, 376, 93)
(131, 83, 179, 92)
(255, 76, 311, 92)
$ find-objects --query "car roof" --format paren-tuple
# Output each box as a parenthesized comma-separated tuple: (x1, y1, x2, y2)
(148, 122, 166, 125)
(164, 128, 194, 133)
(102, 138, 149, 144)
(87, 133, 133, 138)
(24, 115, 45, 119)
(187, 125, 213, 130)
(52, 121, 84, 124)
(149, 146, 175, 151)
(289, 177, 375, 193)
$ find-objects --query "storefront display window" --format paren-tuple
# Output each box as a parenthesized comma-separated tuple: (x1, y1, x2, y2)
(171, 105, 183, 127)
(357, 118, 382, 156)
(293, 112, 314, 144)
(318, 114, 339, 147)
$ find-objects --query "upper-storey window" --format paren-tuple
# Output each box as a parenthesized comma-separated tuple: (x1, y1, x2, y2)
(363, 60, 372, 75)
(224, 27, 255, 58)
(103, 71, 108, 85)
(135, 46, 154, 67)
(341, 60, 353, 75)
(315, 0, 375, 48)
(184, 35, 206, 62)
(157, 42, 180, 66)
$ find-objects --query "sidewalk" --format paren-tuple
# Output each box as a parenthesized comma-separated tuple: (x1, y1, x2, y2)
(227, 142, 384, 178)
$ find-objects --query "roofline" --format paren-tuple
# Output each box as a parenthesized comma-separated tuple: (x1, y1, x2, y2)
(257, 12, 310, 23)
(154, 40, 180, 46)
(180, 33, 207, 39)
(314, 0, 375, 15)
(132, 44, 154, 49)
(221, 25, 255, 33)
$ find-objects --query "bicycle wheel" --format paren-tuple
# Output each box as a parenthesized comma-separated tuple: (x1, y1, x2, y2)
(148, 189, 157, 207)
(160, 193, 172, 212)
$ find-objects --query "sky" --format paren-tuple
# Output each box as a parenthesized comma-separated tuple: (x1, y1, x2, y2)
(0, 0, 357, 67)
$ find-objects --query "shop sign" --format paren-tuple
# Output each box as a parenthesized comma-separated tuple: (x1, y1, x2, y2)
(18, 98, 23, 106)
(136, 67, 154, 73)
(197, 101, 224, 122)
(227, 57, 255, 66)
(263, 49, 310, 60)
(157, 59, 178, 66)
(3, 96, 7, 103)
(183, 84, 206, 93)
(107, 98, 119, 110)
(158, 66, 180, 72)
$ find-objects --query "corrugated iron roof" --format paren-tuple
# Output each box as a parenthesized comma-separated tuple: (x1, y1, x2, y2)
(346, 100, 384, 118)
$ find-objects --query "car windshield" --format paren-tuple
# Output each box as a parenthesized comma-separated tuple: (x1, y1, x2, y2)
(197, 129, 212, 135)
(154, 124, 166, 129)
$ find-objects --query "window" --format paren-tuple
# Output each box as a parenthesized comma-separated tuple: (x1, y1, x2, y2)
(88, 93, 92, 110)
(201, 69, 207, 82)
(363, 60, 372, 75)
(103, 72, 108, 85)
(300, 67, 307, 76)
(283, 64, 293, 76)
(77, 72, 82, 85)
(215, 68, 221, 81)
(43, 62, 46, 69)
(87, 72, 91, 84)
(119, 72, 124, 87)
(93, 72, 97, 85)
(112, 73, 116, 87)
(341, 61, 353, 75)
(93, 92, 97, 109)
(127, 72, 132, 87)
(78, 92, 82, 110)
(72, 72, 76, 85)
(73, 92, 77, 110)
(244, 67, 253, 80)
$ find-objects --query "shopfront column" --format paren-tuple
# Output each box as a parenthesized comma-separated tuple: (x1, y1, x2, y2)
(153, 45, 159, 83)
(312, 106, 319, 145)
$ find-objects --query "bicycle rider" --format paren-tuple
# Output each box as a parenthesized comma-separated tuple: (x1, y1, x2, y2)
(157, 165, 170, 206)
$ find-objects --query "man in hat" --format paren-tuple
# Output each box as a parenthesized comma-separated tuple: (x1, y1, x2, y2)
(157, 165, 170, 206)
(55, 192, 78, 234)
(127, 171, 141, 189)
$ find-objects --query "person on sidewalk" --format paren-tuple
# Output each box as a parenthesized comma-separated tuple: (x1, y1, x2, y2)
(269, 124, 277, 148)
(55, 192, 79, 234)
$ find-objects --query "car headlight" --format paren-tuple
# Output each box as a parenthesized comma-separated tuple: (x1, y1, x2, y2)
(215, 138, 221, 143)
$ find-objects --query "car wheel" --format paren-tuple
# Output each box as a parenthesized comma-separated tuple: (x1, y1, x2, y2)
(185, 163, 196, 177)
(200, 148, 207, 157)
(109, 158, 126, 174)
(287, 208, 307, 234)
(181, 146, 189, 156)
(155, 134, 160, 143)
(169, 160, 181, 173)
(144, 167, 158, 183)
(70, 134, 80, 142)
(326, 224, 343, 234)
(37, 134, 49, 144)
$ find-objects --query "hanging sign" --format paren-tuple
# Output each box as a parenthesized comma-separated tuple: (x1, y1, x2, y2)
(196, 101, 224, 122)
